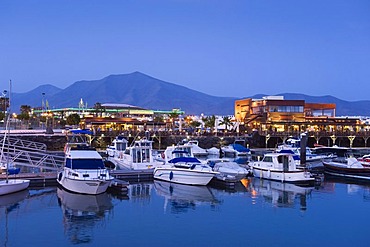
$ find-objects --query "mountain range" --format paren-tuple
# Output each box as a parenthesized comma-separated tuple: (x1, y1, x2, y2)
(11, 71, 370, 116)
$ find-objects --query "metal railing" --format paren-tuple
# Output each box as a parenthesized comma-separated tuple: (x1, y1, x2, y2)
(0, 136, 65, 171)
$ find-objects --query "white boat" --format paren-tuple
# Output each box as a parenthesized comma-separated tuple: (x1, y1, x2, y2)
(105, 135, 128, 158)
(206, 147, 221, 156)
(181, 139, 208, 157)
(205, 158, 250, 181)
(0, 80, 30, 196)
(276, 138, 333, 163)
(357, 154, 370, 168)
(221, 143, 251, 157)
(154, 143, 194, 164)
(0, 179, 30, 196)
(57, 134, 114, 195)
(249, 153, 315, 185)
(114, 138, 161, 170)
(322, 157, 370, 181)
(154, 146, 218, 185)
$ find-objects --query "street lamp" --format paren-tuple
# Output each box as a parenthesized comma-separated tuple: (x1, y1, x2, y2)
(1, 90, 8, 128)
(41, 92, 45, 130)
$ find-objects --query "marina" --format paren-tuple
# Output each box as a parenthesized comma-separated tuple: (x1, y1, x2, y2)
(1, 176, 370, 246)
(1, 128, 370, 247)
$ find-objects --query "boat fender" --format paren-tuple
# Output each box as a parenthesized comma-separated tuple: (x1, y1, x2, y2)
(119, 152, 123, 159)
(190, 164, 196, 170)
(161, 152, 165, 159)
(58, 172, 62, 181)
(267, 169, 271, 178)
(169, 171, 173, 180)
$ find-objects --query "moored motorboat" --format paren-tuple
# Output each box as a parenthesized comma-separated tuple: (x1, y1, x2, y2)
(205, 158, 250, 181)
(322, 157, 370, 181)
(357, 154, 370, 168)
(114, 138, 161, 170)
(154, 146, 217, 185)
(154, 158, 218, 185)
(181, 139, 208, 157)
(276, 138, 333, 163)
(249, 153, 315, 185)
(105, 135, 128, 158)
(221, 143, 251, 157)
(57, 134, 114, 195)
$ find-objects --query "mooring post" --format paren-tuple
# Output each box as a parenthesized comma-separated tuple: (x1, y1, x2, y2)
(300, 132, 307, 167)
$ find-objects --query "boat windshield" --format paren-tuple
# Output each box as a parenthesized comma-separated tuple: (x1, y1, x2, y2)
(66, 158, 105, 169)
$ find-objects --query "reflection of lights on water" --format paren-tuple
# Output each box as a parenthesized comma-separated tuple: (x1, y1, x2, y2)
(240, 178, 259, 204)
(251, 189, 258, 205)
(240, 178, 250, 189)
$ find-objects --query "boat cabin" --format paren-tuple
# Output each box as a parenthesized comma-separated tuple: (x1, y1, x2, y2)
(125, 139, 154, 164)
(259, 153, 296, 171)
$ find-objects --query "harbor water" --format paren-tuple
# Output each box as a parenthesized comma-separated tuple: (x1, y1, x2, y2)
(1, 175, 369, 247)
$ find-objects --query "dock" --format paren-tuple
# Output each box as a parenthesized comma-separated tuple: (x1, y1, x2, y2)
(110, 169, 154, 182)
(0, 169, 154, 187)
(0, 172, 58, 187)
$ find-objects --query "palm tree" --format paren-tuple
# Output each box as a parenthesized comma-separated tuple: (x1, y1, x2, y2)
(202, 115, 216, 134)
(18, 105, 31, 128)
(168, 112, 180, 130)
(220, 116, 232, 133)
(94, 102, 103, 117)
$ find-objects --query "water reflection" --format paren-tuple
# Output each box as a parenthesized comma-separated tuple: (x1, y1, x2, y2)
(56, 188, 114, 245)
(0, 189, 29, 247)
(247, 178, 313, 210)
(154, 180, 220, 214)
(321, 176, 370, 202)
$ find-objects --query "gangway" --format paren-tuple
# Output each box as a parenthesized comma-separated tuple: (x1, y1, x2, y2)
(0, 136, 65, 171)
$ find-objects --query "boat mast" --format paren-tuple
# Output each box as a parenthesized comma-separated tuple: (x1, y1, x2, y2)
(6, 80, 11, 182)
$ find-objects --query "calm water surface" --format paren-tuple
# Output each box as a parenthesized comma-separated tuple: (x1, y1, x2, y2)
(1, 176, 369, 247)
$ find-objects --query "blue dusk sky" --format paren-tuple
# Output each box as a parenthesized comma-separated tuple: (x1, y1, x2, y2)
(1, 0, 369, 101)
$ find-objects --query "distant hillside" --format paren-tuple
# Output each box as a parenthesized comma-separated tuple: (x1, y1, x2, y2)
(12, 84, 62, 111)
(12, 72, 236, 115)
(10, 72, 370, 116)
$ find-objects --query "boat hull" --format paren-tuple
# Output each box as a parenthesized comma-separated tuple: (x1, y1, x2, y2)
(154, 167, 216, 185)
(0, 179, 30, 196)
(57, 170, 113, 195)
(323, 162, 370, 180)
(251, 167, 315, 185)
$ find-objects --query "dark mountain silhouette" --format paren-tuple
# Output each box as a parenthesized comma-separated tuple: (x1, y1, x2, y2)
(10, 72, 370, 116)
(12, 84, 63, 111)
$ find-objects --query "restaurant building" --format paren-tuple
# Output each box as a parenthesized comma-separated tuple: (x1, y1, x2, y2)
(235, 96, 361, 134)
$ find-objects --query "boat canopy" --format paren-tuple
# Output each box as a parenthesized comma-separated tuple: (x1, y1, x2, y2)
(169, 157, 201, 164)
(231, 144, 250, 152)
(65, 158, 105, 169)
(69, 129, 93, 135)
(172, 150, 189, 154)
(277, 149, 295, 154)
